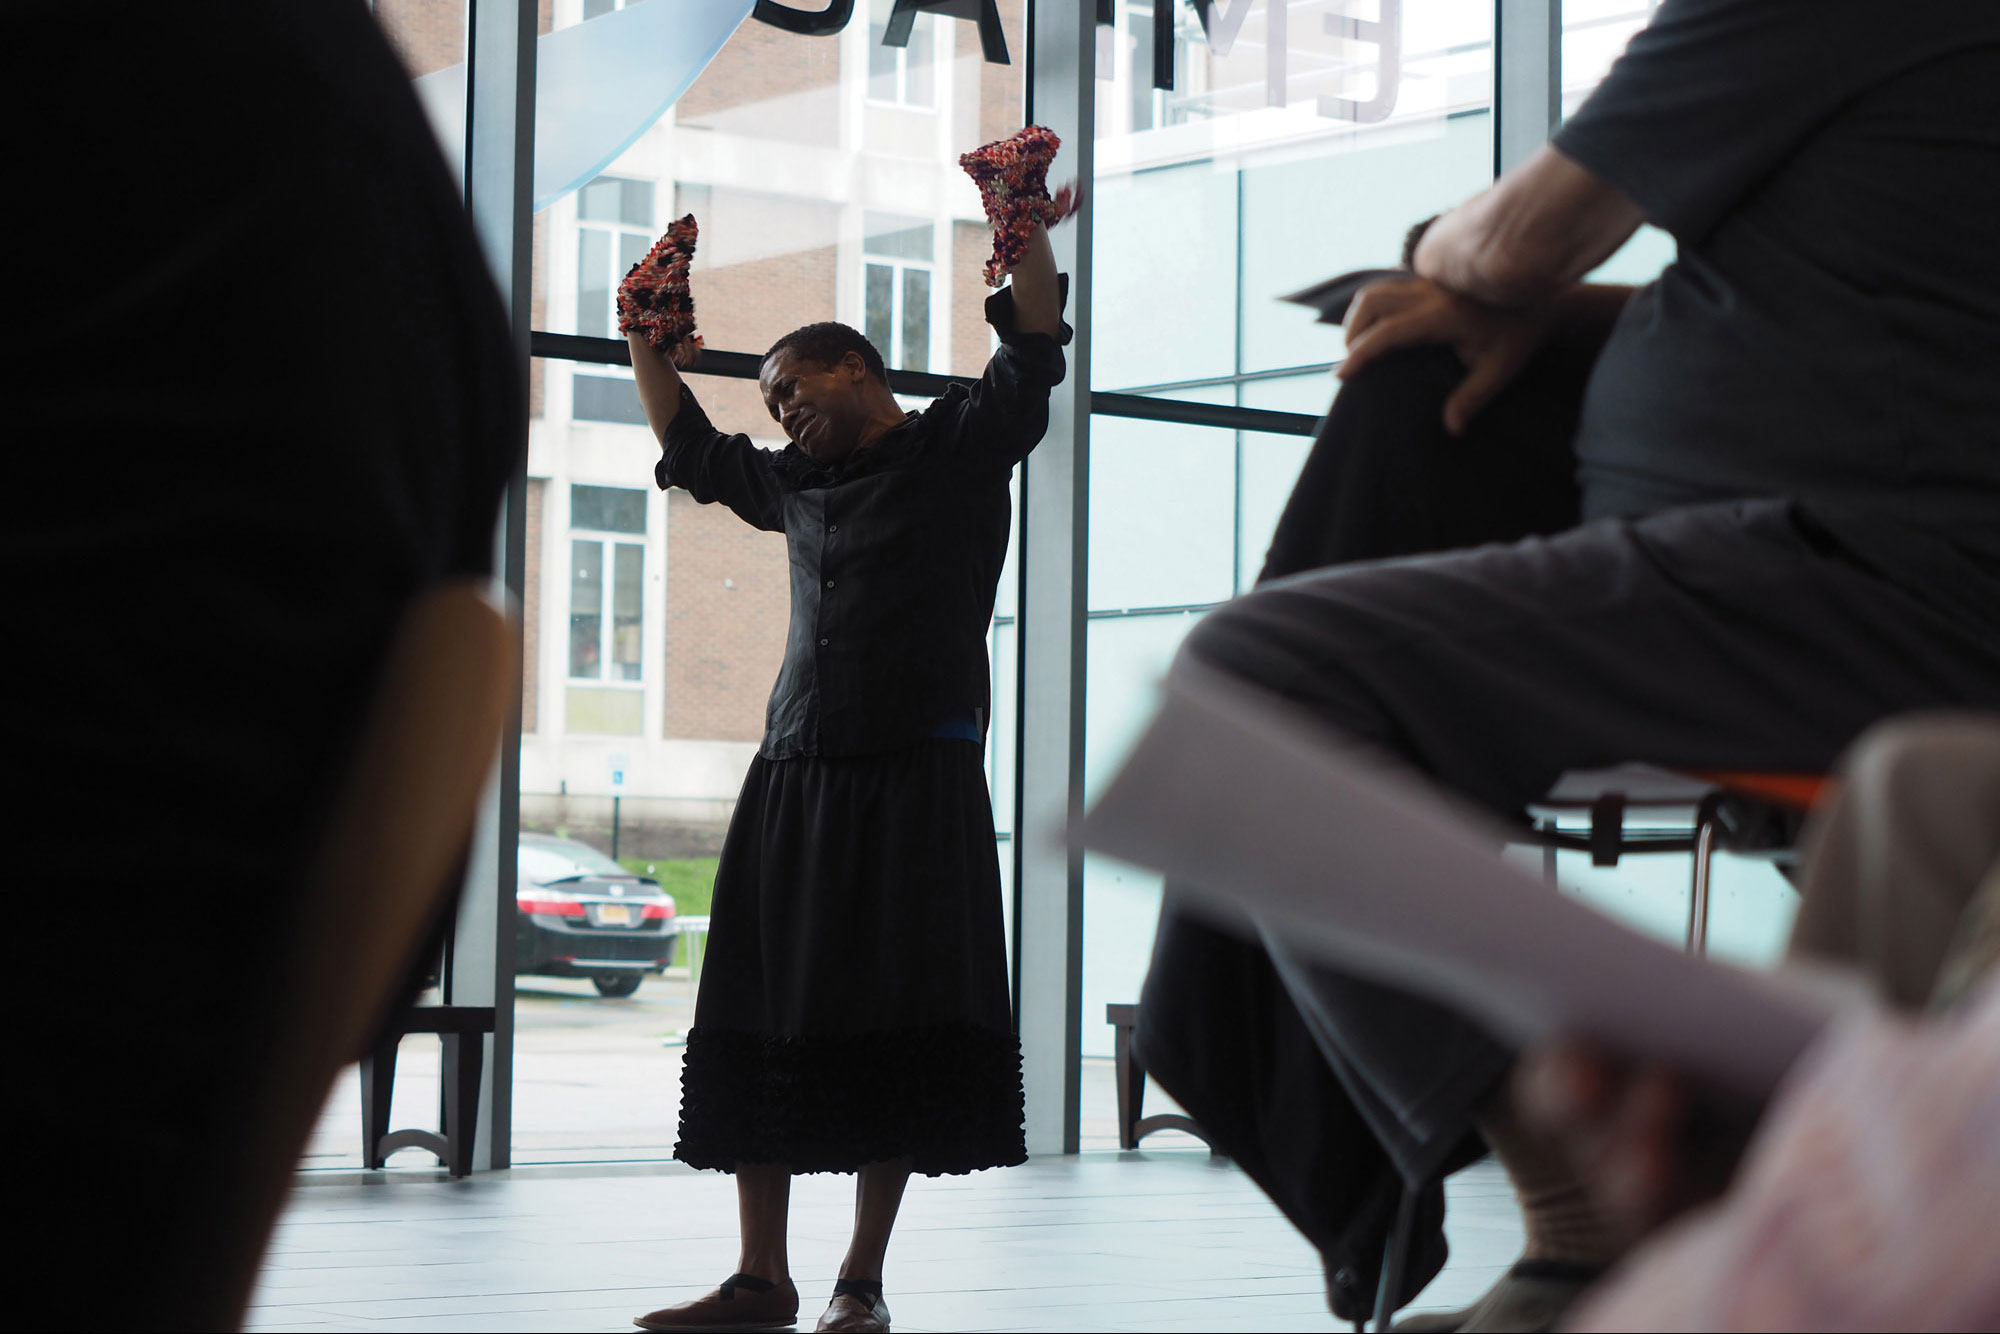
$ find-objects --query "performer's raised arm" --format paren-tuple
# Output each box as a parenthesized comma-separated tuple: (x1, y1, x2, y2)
(942, 126, 1083, 470)
(1003, 217, 1063, 341)
(618, 215, 784, 531)
(617, 214, 704, 445)
(626, 330, 688, 443)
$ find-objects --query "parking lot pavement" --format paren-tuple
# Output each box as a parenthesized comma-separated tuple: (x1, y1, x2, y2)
(302, 971, 1198, 1172)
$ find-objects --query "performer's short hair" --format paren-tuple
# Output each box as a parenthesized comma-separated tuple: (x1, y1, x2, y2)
(763, 322, 889, 385)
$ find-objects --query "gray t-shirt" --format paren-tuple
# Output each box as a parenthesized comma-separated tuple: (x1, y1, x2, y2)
(1553, 0, 2000, 586)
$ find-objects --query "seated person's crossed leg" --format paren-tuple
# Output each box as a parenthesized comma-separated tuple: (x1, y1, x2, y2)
(1139, 338, 2000, 1331)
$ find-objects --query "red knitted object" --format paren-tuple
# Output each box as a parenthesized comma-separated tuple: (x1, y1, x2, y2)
(960, 125, 1077, 287)
(617, 213, 704, 363)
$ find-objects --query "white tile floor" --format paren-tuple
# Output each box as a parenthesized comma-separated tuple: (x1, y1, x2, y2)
(249, 1153, 1523, 1332)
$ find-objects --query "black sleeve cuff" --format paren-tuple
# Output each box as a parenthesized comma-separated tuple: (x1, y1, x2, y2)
(660, 382, 716, 451)
(984, 273, 1074, 348)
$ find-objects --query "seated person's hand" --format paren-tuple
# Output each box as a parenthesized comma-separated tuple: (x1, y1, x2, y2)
(1337, 276, 1550, 436)
(618, 213, 704, 367)
(1516, 1038, 1762, 1246)
(961, 125, 1078, 285)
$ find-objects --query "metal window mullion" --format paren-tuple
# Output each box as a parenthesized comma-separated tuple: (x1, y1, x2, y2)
(600, 538, 614, 677)
(1014, 0, 1094, 1158)
(459, 0, 537, 1173)
(891, 261, 906, 364)
(1495, 0, 1561, 174)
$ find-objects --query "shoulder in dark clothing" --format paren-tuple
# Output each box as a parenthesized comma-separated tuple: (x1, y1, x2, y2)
(655, 384, 786, 531)
(1550, 0, 2000, 562)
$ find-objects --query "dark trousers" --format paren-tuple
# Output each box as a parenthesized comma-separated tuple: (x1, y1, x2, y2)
(1133, 331, 2000, 1319)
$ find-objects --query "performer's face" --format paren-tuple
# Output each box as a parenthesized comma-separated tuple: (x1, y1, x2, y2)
(760, 349, 871, 462)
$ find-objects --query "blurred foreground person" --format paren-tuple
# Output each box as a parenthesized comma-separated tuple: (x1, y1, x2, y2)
(2, 3, 520, 1328)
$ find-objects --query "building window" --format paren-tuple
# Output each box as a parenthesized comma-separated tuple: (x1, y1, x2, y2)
(574, 176, 655, 422)
(572, 374, 649, 425)
(569, 484, 647, 684)
(863, 211, 933, 373)
(866, 0, 934, 109)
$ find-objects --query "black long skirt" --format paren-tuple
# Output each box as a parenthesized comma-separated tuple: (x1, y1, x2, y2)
(674, 738, 1026, 1176)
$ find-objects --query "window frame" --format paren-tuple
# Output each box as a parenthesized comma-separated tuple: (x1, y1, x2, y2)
(865, 3, 937, 110)
(862, 255, 935, 374)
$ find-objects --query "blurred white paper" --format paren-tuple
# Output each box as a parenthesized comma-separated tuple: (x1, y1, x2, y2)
(1080, 661, 1843, 1100)
(413, 0, 754, 213)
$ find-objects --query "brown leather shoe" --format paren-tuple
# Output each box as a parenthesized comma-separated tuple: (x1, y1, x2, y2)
(634, 1273, 800, 1331)
(813, 1279, 890, 1332)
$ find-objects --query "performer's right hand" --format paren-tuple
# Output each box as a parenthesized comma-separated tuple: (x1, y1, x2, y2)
(618, 213, 704, 366)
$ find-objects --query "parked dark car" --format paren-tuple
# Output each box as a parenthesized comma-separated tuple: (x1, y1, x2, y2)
(516, 833, 677, 997)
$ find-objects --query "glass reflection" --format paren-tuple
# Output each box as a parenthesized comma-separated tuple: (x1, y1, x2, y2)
(1092, 0, 1496, 396)
(1561, 0, 1661, 117)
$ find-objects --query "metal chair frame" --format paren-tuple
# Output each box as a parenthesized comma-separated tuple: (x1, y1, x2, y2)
(1369, 770, 1822, 1330)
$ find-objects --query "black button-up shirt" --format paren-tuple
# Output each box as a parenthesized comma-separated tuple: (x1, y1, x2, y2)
(656, 287, 1069, 760)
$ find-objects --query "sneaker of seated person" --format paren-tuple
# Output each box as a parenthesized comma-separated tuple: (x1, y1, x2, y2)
(634, 1273, 800, 1332)
(1390, 1260, 1603, 1334)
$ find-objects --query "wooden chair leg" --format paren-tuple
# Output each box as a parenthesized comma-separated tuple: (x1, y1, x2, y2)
(1111, 1006, 1142, 1150)
(438, 1032, 468, 1176)
(360, 1037, 400, 1170)
(440, 1032, 484, 1178)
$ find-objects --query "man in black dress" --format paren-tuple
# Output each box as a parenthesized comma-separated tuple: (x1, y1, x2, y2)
(622, 194, 1068, 1333)
(1129, 1, 2000, 1327)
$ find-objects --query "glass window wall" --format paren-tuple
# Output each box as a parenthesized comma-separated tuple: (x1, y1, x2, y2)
(1562, 1, 1674, 284)
(511, 0, 1029, 1163)
(1080, 0, 1497, 1061)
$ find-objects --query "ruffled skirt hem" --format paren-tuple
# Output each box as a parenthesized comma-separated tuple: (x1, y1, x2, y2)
(674, 1021, 1027, 1177)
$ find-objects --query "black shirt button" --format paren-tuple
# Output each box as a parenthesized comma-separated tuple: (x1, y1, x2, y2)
(827, 524, 839, 533)
(819, 638, 829, 647)
(825, 579, 835, 589)
(1332, 1267, 1359, 1290)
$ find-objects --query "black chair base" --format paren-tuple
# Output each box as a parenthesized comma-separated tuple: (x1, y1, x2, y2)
(359, 1005, 496, 1177)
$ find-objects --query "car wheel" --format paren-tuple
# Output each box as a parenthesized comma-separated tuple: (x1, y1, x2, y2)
(591, 973, 644, 998)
